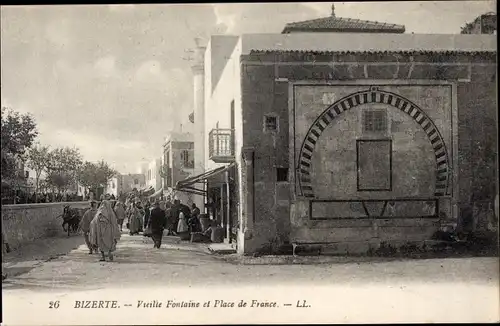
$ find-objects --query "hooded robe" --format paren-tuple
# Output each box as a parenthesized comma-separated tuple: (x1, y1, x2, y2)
(90, 200, 121, 252)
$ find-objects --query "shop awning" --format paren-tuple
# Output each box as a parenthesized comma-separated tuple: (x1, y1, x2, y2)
(140, 186, 155, 196)
(149, 187, 163, 198)
(175, 163, 235, 195)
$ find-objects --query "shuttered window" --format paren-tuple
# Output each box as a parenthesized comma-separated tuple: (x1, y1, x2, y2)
(363, 109, 387, 133)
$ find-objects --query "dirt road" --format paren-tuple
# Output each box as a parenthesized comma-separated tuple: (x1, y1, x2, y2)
(2, 232, 498, 324)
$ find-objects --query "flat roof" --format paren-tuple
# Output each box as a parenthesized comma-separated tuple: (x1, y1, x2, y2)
(164, 131, 194, 144)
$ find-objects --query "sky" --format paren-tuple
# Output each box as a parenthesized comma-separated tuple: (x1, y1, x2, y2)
(1, 2, 496, 174)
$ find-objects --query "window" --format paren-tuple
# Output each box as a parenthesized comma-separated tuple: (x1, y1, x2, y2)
(166, 169, 173, 187)
(112, 182, 115, 189)
(165, 150, 170, 167)
(363, 109, 387, 133)
(276, 168, 289, 182)
(264, 115, 278, 132)
(134, 178, 138, 185)
(181, 150, 188, 165)
(181, 149, 194, 168)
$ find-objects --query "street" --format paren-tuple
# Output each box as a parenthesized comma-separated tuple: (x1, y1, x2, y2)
(2, 231, 499, 324)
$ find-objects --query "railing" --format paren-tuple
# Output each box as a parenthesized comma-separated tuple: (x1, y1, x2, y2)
(209, 128, 235, 163)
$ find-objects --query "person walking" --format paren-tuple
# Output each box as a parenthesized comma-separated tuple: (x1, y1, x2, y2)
(136, 200, 145, 233)
(114, 201, 126, 232)
(164, 203, 173, 236)
(143, 200, 151, 232)
(189, 203, 201, 232)
(170, 199, 181, 232)
(127, 201, 142, 235)
(177, 208, 189, 240)
(79, 200, 98, 254)
(149, 201, 167, 248)
(89, 200, 121, 262)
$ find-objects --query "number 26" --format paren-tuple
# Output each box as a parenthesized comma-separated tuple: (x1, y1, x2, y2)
(49, 301, 60, 309)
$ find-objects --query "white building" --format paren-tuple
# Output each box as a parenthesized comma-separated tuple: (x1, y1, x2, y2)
(105, 176, 121, 198)
(146, 158, 162, 193)
(122, 173, 146, 194)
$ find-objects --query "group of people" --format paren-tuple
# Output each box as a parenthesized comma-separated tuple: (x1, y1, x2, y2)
(78, 194, 203, 261)
(2, 191, 83, 205)
(122, 195, 202, 248)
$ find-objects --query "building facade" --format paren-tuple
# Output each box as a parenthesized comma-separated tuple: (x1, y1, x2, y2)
(163, 132, 195, 203)
(145, 158, 162, 191)
(105, 176, 121, 199)
(461, 12, 497, 35)
(122, 174, 146, 194)
(176, 10, 497, 255)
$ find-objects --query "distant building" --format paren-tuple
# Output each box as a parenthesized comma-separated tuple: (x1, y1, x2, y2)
(105, 176, 121, 198)
(3, 158, 29, 191)
(162, 132, 195, 203)
(121, 173, 146, 195)
(77, 173, 146, 200)
(461, 12, 497, 35)
(76, 184, 87, 197)
(146, 158, 162, 194)
(138, 162, 148, 175)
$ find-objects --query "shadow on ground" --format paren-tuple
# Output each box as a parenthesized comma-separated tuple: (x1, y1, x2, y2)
(2, 233, 219, 291)
(2, 235, 85, 277)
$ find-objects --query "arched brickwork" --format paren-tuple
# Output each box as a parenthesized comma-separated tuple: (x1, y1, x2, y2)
(298, 86, 450, 198)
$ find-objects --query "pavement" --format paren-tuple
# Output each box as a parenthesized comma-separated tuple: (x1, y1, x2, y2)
(2, 229, 499, 325)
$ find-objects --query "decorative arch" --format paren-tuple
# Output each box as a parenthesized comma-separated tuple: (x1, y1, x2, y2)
(298, 86, 450, 198)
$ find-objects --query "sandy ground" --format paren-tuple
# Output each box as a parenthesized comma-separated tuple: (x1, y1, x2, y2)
(2, 230, 499, 325)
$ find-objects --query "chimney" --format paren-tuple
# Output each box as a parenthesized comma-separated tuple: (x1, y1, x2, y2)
(331, 3, 336, 18)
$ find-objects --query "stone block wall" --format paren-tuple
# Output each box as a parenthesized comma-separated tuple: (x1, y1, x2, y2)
(293, 84, 449, 200)
(239, 51, 497, 253)
(457, 64, 497, 204)
(2, 202, 90, 251)
(241, 64, 291, 253)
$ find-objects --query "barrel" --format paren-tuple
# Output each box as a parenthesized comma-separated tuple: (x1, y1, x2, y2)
(179, 232, 190, 241)
(211, 226, 224, 243)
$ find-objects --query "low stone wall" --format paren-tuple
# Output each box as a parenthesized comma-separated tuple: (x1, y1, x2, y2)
(2, 202, 90, 251)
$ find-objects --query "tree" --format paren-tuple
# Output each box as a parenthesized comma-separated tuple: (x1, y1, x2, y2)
(46, 147, 83, 194)
(77, 161, 99, 194)
(461, 12, 497, 34)
(1, 107, 38, 181)
(26, 144, 51, 199)
(76, 160, 117, 197)
(96, 160, 117, 188)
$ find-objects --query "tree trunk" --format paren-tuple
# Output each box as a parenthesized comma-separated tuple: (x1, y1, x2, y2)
(35, 172, 40, 203)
